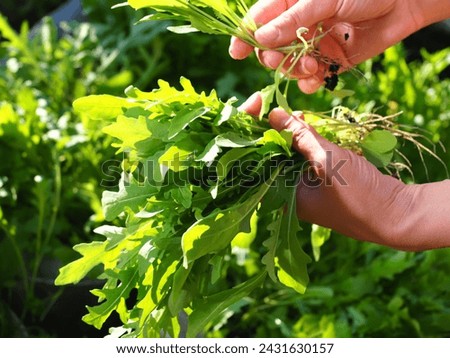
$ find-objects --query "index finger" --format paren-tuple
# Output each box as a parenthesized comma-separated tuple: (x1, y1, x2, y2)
(255, 0, 339, 48)
(247, 0, 297, 26)
(229, 0, 297, 58)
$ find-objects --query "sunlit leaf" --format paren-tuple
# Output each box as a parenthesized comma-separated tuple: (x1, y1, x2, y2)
(83, 269, 139, 329)
(55, 242, 119, 285)
(361, 130, 397, 168)
(275, 173, 311, 294)
(73, 95, 138, 120)
(102, 174, 158, 221)
(168, 104, 210, 139)
(311, 225, 332, 261)
(167, 25, 199, 34)
(196, 133, 256, 163)
(103, 115, 151, 153)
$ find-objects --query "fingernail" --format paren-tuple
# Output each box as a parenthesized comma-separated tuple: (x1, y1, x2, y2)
(301, 57, 318, 75)
(228, 37, 252, 60)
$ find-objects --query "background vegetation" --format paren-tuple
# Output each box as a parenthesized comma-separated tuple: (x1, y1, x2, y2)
(0, 0, 449, 337)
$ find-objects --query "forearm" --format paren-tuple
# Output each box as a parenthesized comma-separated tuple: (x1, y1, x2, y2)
(412, 0, 450, 28)
(311, 167, 450, 252)
(265, 108, 450, 252)
(392, 180, 450, 251)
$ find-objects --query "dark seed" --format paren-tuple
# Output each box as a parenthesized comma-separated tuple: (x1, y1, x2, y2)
(329, 63, 340, 73)
(344, 112, 356, 123)
(324, 74, 338, 91)
(344, 33, 350, 41)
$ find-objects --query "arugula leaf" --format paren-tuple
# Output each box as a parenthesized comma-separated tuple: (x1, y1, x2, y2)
(102, 174, 158, 221)
(128, 0, 189, 11)
(169, 186, 193, 209)
(168, 265, 193, 316)
(216, 147, 258, 181)
(83, 269, 139, 329)
(276, 87, 292, 114)
(182, 166, 282, 266)
(196, 133, 256, 163)
(258, 171, 312, 292)
(168, 104, 211, 139)
(73, 95, 138, 121)
(214, 100, 239, 126)
(55, 241, 114, 285)
(187, 272, 266, 338)
(182, 201, 254, 266)
(275, 173, 312, 294)
(257, 129, 293, 156)
(167, 25, 199, 34)
(259, 83, 276, 120)
(103, 115, 152, 153)
(262, 210, 283, 282)
(128, 0, 259, 48)
(159, 139, 200, 172)
(311, 225, 332, 261)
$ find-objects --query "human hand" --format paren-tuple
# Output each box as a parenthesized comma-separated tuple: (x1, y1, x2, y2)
(240, 93, 425, 250)
(230, 0, 425, 93)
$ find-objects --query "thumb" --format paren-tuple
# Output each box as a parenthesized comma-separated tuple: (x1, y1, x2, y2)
(255, 0, 337, 48)
(269, 108, 332, 163)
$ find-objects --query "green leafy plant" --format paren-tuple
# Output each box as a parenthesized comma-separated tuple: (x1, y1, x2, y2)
(56, 75, 423, 337)
(0, 15, 131, 334)
(54, 0, 447, 338)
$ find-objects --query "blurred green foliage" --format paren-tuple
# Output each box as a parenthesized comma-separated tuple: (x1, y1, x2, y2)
(209, 238, 450, 338)
(0, 15, 129, 334)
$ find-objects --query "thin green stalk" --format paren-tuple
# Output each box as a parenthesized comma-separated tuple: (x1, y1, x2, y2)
(33, 181, 46, 278)
(184, 2, 237, 35)
(31, 150, 62, 294)
(172, 0, 261, 48)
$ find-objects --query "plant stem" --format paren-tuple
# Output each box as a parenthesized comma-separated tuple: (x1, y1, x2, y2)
(30, 149, 62, 298)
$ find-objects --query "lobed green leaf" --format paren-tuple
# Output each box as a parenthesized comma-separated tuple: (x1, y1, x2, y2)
(73, 95, 139, 121)
(102, 174, 158, 221)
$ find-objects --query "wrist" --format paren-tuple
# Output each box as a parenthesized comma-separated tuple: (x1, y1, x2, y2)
(410, 0, 450, 29)
(357, 177, 416, 250)
(376, 182, 420, 250)
(383, 180, 450, 251)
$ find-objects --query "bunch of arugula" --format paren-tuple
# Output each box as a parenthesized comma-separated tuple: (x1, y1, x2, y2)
(55, 76, 399, 337)
(54, 0, 423, 338)
(53, 0, 448, 336)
